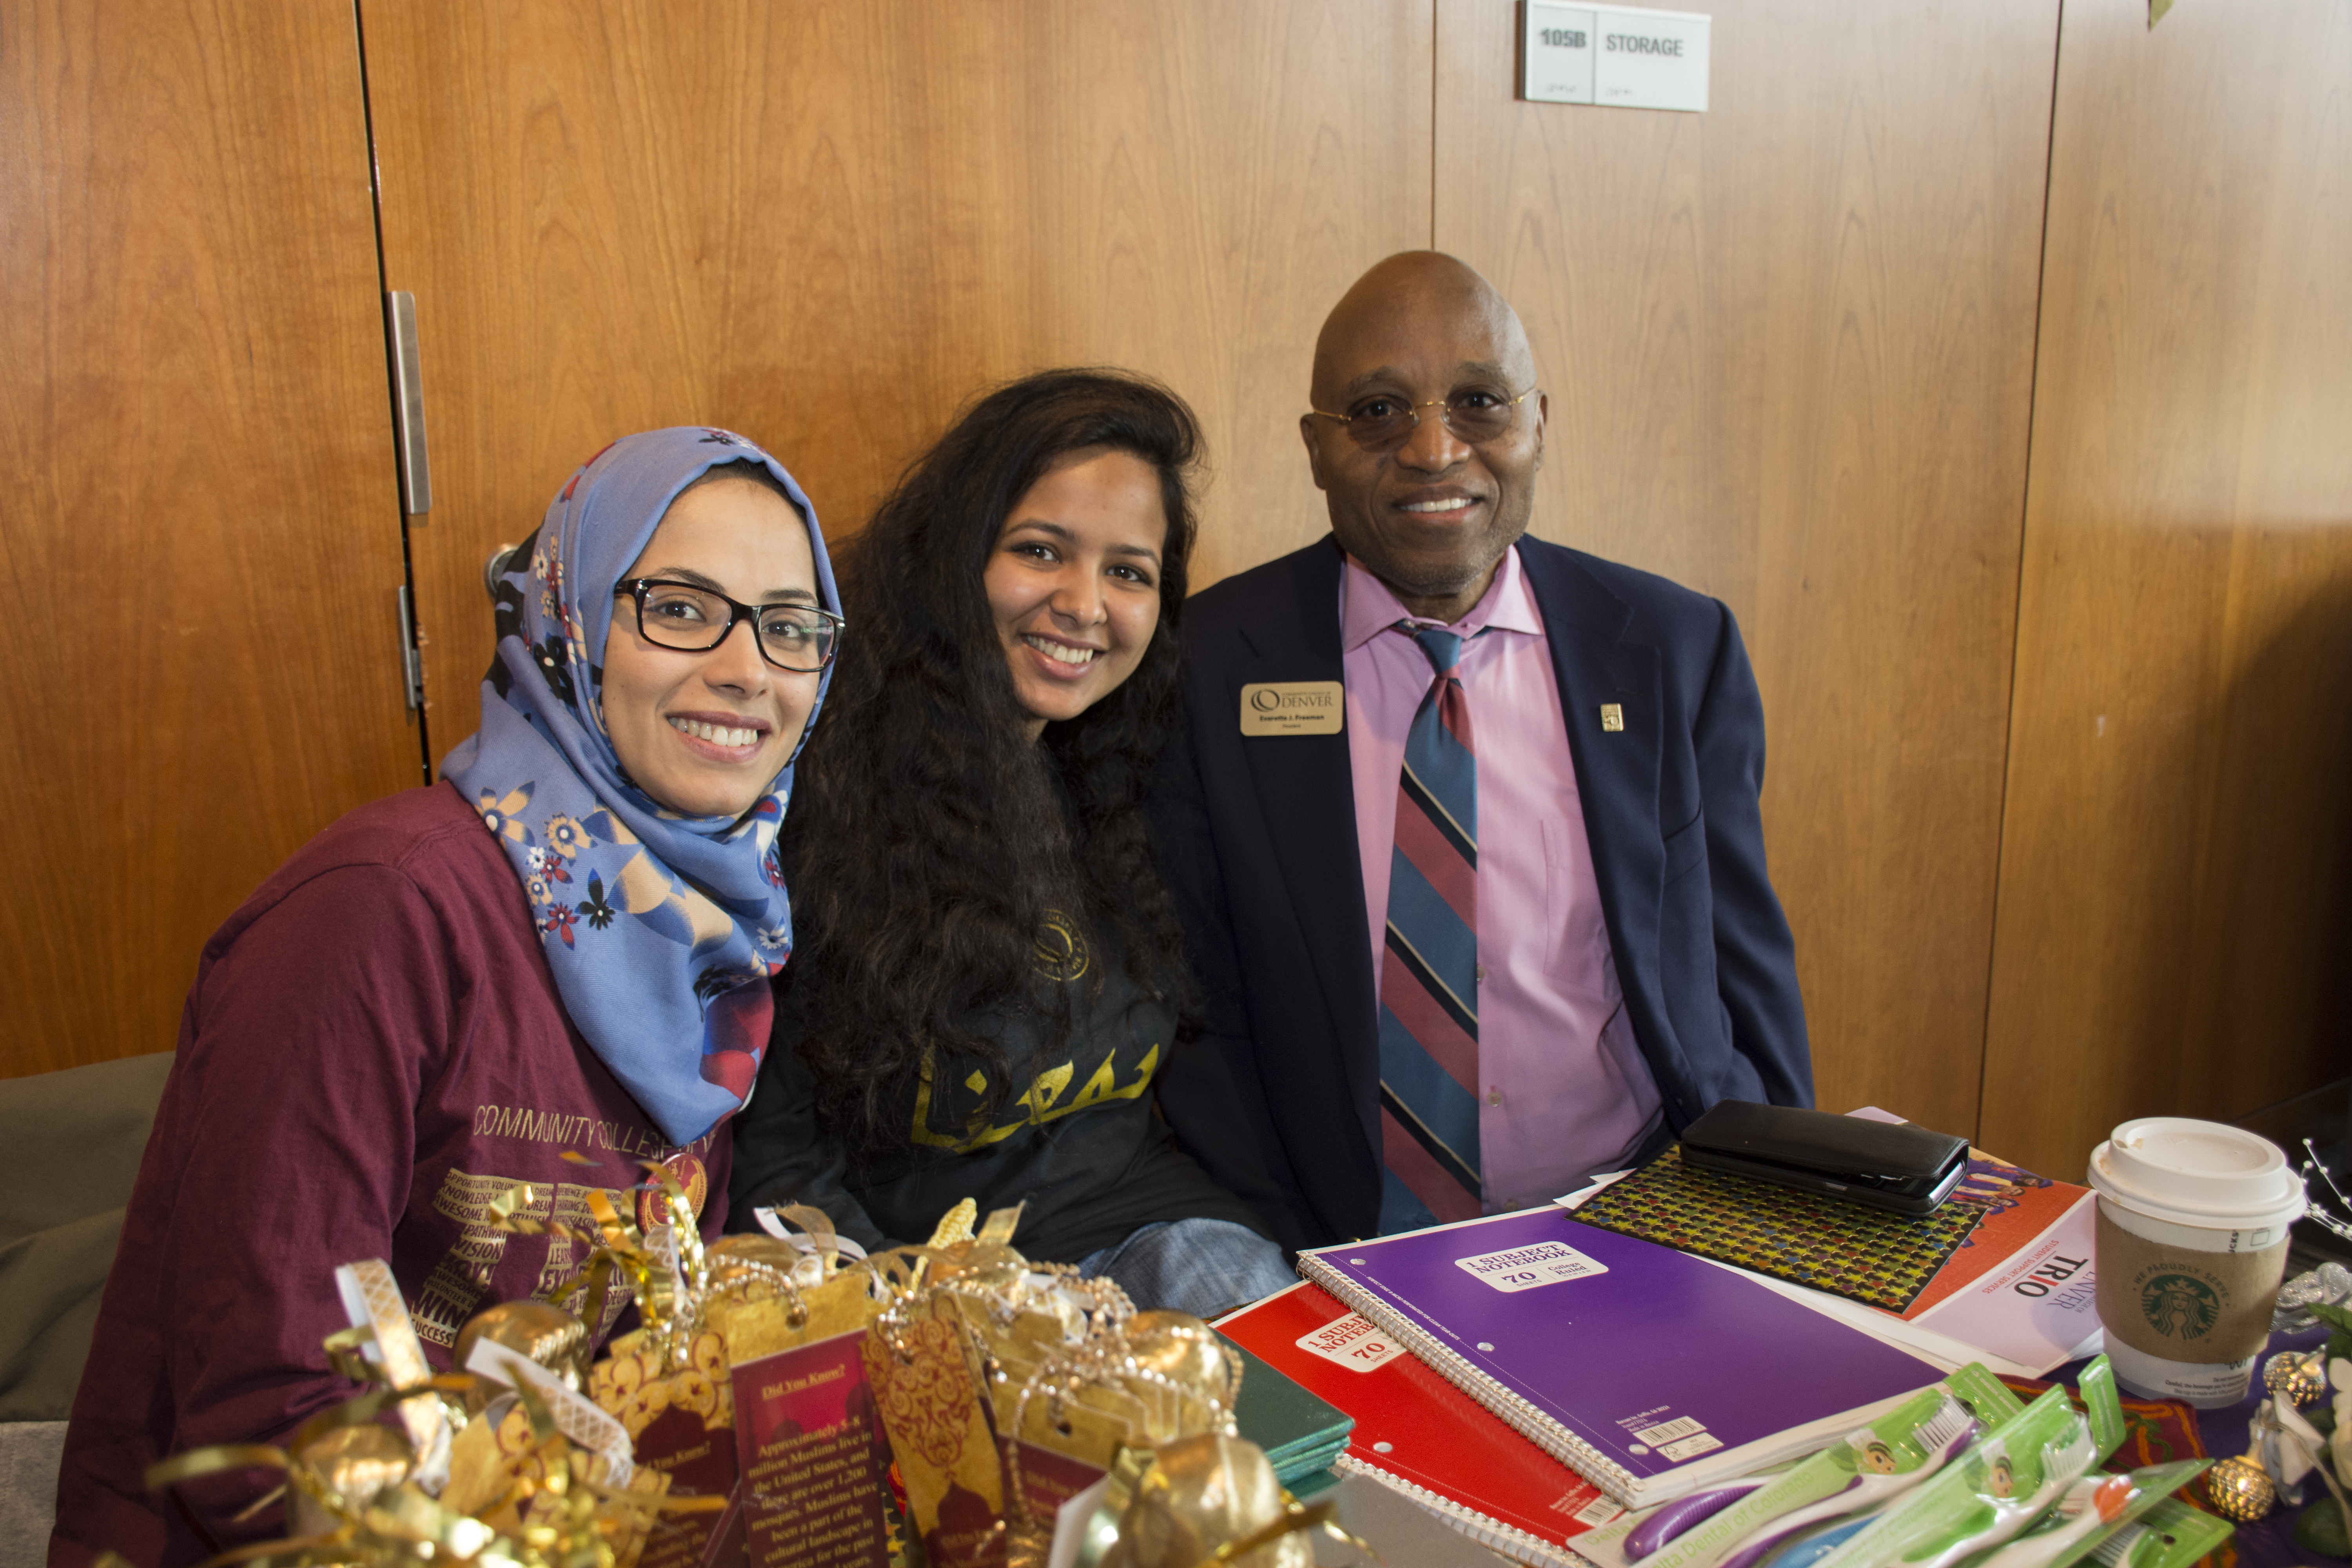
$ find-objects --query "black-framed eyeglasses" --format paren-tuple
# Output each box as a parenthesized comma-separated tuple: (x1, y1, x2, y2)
(1305, 385, 1540, 450)
(614, 578, 845, 672)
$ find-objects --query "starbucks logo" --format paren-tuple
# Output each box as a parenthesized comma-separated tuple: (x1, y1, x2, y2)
(2140, 1272, 2221, 1341)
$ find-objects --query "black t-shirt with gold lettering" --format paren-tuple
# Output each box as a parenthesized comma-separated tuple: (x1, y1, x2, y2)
(728, 913, 1265, 1264)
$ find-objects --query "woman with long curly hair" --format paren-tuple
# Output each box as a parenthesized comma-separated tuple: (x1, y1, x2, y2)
(727, 370, 1291, 1316)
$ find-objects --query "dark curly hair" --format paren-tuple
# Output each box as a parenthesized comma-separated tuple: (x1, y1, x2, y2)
(781, 368, 1203, 1150)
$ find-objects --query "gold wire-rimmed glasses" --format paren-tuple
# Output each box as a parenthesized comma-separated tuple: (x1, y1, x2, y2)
(1305, 385, 1540, 450)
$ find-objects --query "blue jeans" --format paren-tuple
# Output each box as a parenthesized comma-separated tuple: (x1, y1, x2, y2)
(1075, 1218, 1295, 1318)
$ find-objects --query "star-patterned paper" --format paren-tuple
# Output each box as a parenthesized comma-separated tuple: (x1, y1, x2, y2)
(1571, 1147, 1988, 1312)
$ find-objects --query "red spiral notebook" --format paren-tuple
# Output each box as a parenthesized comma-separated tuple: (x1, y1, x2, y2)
(1216, 1281, 1626, 1567)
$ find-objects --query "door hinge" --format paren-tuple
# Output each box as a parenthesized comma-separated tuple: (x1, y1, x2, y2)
(385, 290, 432, 515)
(397, 584, 426, 711)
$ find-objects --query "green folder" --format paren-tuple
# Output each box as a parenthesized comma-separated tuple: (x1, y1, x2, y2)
(1220, 1336, 1355, 1486)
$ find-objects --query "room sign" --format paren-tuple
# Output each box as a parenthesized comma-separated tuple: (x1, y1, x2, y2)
(1521, 2, 1711, 113)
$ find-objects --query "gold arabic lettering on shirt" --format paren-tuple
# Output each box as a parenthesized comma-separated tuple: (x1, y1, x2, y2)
(909, 908, 1158, 1152)
(909, 1041, 1161, 1152)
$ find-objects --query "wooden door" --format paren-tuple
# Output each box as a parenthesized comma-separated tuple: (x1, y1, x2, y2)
(1982, 0, 2352, 1178)
(357, 0, 1434, 759)
(1433, 0, 2061, 1138)
(0, 0, 421, 1077)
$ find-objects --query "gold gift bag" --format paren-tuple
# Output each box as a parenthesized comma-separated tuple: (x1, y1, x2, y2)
(710, 1234, 895, 1568)
(590, 1327, 742, 1568)
(866, 1286, 1008, 1567)
(991, 1308, 1241, 1567)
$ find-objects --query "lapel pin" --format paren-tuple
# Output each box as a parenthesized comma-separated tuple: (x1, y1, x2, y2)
(1600, 703, 1624, 732)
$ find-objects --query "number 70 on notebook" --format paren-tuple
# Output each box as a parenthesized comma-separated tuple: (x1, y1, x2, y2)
(1454, 1239, 1612, 1293)
(1295, 1312, 1409, 1371)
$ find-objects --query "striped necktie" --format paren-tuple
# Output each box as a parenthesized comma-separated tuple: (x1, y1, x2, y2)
(1376, 624, 1484, 1232)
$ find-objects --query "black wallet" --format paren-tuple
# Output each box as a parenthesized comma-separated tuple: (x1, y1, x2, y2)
(1678, 1102, 1970, 1216)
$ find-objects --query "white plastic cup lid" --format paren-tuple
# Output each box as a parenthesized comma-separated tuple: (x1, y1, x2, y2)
(2085, 1117, 2306, 1232)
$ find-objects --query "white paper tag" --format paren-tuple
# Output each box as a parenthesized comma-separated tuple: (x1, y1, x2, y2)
(334, 1258, 451, 1490)
(1453, 1239, 1610, 1292)
(1631, 1416, 1707, 1446)
(1047, 1474, 1114, 1568)
(1657, 1432, 1725, 1461)
(751, 1205, 871, 1259)
(467, 1338, 635, 1486)
(1294, 1312, 1408, 1372)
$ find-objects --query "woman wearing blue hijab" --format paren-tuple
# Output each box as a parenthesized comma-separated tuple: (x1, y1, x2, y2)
(52, 429, 841, 1565)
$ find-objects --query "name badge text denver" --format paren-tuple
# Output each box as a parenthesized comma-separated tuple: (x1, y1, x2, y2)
(1239, 681, 1344, 736)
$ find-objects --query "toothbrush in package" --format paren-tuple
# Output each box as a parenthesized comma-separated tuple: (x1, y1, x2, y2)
(2072, 1499, 2235, 1568)
(1808, 1379, 2104, 1568)
(1578, 1366, 2025, 1568)
(1971, 1461, 2209, 1568)
(1711, 1395, 1980, 1568)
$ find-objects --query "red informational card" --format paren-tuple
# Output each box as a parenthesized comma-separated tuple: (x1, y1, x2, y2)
(1001, 1439, 1106, 1535)
(1216, 1281, 1623, 1566)
(730, 1328, 892, 1567)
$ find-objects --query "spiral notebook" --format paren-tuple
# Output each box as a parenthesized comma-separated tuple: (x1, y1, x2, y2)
(1296, 1209, 1944, 1508)
(1215, 1281, 1624, 1568)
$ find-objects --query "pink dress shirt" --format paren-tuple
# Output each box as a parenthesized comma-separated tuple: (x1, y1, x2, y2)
(1343, 546, 1663, 1209)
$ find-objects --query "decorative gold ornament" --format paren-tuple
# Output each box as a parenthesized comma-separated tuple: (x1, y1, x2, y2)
(929, 1198, 981, 1248)
(1104, 1432, 1311, 1568)
(702, 1232, 813, 1322)
(705, 1232, 800, 1274)
(1122, 1311, 1243, 1436)
(2264, 1349, 2327, 1406)
(291, 1421, 411, 1521)
(2204, 1449, 2278, 1523)
(452, 1300, 587, 1413)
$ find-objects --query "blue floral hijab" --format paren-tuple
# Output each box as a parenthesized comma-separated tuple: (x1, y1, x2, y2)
(441, 428, 839, 1147)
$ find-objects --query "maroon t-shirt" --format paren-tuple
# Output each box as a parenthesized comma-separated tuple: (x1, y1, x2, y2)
(51, 782, 732, 1567)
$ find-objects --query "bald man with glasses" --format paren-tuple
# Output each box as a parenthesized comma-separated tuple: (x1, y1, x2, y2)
(1148, 252, 1813, 1251)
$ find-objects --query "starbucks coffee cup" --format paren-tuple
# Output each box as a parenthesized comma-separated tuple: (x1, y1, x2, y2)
(2086, 1118, 2305, 1407)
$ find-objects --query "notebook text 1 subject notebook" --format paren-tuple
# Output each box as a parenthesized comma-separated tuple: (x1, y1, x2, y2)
(1296, 1208, 1945, 1507)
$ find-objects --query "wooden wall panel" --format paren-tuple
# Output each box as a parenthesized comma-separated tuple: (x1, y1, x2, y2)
(0, 1, 417, 1076)
(360, 0, 1433, 757)
(1983, 0, 2352, 1178)
(1434, 0, 2059, 1134)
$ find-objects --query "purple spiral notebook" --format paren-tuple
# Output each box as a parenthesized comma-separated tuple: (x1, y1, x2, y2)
(1297, 1208, 1945, 1507)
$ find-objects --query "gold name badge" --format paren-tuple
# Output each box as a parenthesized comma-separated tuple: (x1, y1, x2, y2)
(1239, 681, 1345, 736)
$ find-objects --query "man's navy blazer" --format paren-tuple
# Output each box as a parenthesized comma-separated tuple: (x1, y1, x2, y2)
(1147, 534, 1813, 1250)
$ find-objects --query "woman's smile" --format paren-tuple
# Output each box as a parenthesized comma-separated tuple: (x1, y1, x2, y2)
(985, 446, 1167, 737)
(664, 712, 769, 751)
(1019, 631, 1104, 671)
(601, 477, 821, 817)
